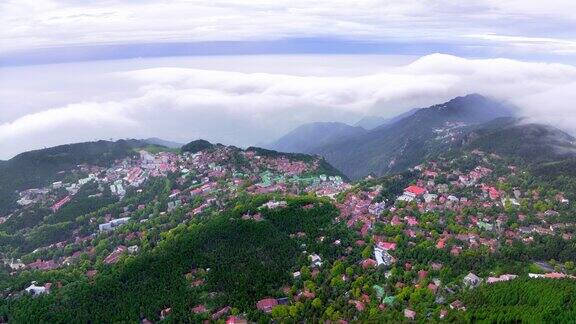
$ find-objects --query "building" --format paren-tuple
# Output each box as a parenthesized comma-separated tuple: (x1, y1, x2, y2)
(404, 185, 426, 197)
(463, 272, 482, 288)
(99, 217, 130, 232)
(374, 247, 395, 266)
(256, 298, 278, 313)
(24, 282, 49, 295)
(404, 308, 416, 320)
(309, 254, 323, 267)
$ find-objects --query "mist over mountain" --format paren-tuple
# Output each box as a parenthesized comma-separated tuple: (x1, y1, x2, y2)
(355, 108, 420, 130)
(463, 117, 576, 162)
(274, 94, 521, 179)
(268, 122, 367, 153)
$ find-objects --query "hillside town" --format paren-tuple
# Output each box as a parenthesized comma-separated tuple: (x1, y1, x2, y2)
(1, 145, 346, 274)
(2, 147, 576, 322)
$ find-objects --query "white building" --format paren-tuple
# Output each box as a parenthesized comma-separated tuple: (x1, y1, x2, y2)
(24, 282, 48, 295)
(309, 254, 323, 268)
(423, 193, 438, 203)
(463, 272, 482, 288)
(374, 247, 395, 266)
(99, 217, 130, 232)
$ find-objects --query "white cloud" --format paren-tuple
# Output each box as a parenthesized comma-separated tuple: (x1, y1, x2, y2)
(468, 34, 576, 54)
(1, 0, 575, 56)
(1, 54, 576, 159)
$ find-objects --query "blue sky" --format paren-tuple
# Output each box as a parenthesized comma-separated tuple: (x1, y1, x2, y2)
(1, 0, 576, 158)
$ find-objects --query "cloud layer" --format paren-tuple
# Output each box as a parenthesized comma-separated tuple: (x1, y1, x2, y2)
(2, 0, 576, 57)
(1, 54, 576, 159)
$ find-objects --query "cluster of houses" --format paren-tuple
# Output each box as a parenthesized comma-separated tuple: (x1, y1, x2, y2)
(5, 146, 576, 322)
(3, 145, 353, 297)
(326, 150, 576, 320)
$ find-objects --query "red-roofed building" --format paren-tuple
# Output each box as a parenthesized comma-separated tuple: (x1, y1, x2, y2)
(51, 196, 71, 213)
(427, 283, 438, 294)
(488, 188, 500, 200)
(86, 270, 97, 278)
(361, 259, 377, 269)
(192, 304, 207, 314)
(405, 185, 426, 197)
(406, 216, 419, 226)
(226, 316, 248, 324)
(418, 270, 428, 281)
(404, 308, 416, 320)
(28, 259, 58, 271)
(104, 245, 126, 264)
(436, 238, 446, 249)
(212, 306, 231, 320)
(377, 241, 397, 250)
(256, 298, 278, 313)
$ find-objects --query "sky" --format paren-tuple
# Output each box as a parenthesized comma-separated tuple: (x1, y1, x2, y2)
(1, 0, 576, 159)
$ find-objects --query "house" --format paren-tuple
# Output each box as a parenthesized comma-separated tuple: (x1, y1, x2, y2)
(212, 306, 231, 320)
(99, 217, 130, 232)
(51, 196, 71, 213)
(377, 241, 397, 251)
(463, 272, 481, 288)
(374, 246, 395, 266)
(309, 254, 323, 267)
(406, 216, 419, 226)
(439, 309, 448, 319)
(256, 298, 278, 313)
(488, 188, 500, 200)
(427, 283, 438, 294)
(423, 193, 438, 203)
(24, 282, 48, 295)
(104, 245, 127, 264)
(6, 258, 25, 270)
(261, 200, 287, 209)
(160, 307, 172, 320)
(361, 259, 377, 269)
(450, 300, 466, 311)
(486, 274, 517, 284)
(397, 194, 415, 202)
(226, 316, 248, 324)
(405, 185, 426, 197)
(86, 270, 97, 278)
(404, 308, 416, 320)
(477, 221, 493, 231)
(418, 270, 428, 281)
(192, 304, 207, 314)
(447, 195, 459, 203)
(28, 259, 58, 271)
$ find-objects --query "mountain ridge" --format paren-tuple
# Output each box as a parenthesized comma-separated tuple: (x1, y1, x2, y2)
(267, 121, 367, 154)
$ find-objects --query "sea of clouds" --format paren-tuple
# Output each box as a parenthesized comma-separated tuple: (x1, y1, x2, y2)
(1, 53, 576, 159)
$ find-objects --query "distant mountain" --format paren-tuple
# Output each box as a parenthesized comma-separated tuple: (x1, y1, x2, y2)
(354, 116, 388, 130)
(306, 94, 515, 179)
(142, 137, 183, 149)
(267, 122, 367, 153)
(463, 117, 576, 162)
(0, 139, 151, 214)
(355, 108, 419, 130)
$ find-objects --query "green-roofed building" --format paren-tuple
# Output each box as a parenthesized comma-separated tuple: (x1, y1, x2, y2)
(373, 285, 385, 300)
(382, 296, 396, 306)
(478, 221, 493, 231)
